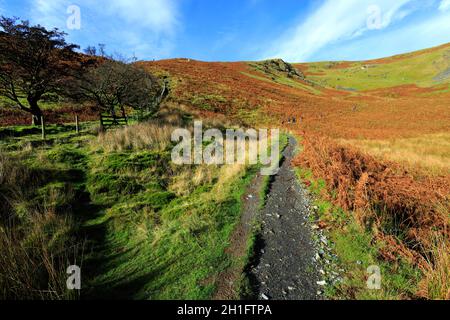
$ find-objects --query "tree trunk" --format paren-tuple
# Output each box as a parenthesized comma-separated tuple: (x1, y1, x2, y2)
(28, 98, 43, 126)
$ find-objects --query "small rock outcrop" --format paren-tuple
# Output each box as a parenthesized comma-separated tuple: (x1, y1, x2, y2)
(263, 59, 304, 79)
(252, 59, 305, 80)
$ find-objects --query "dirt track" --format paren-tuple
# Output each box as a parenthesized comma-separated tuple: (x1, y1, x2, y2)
(248, 136, 320, 300)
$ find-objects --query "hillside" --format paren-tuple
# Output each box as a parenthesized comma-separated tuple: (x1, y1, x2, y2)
(142, 43, 450, 142)
(1, 0, 449, 303)
(140, 45, 449, 299)
(297, 42, 450, 92)
(1, 42, 449, 301)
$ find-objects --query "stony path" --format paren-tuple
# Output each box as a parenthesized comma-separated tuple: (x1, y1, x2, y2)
(249, 136, 320, 300)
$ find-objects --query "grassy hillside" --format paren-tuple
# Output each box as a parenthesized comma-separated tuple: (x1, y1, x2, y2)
(1, 43, 449, 300)
(143, 47, 450, 142)
(296, 43, 450, 91)
(142, 44, 450, 300)
(340, 133, 450, 176)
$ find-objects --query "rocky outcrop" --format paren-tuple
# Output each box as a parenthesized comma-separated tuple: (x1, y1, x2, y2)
(253, 59, 305, 80)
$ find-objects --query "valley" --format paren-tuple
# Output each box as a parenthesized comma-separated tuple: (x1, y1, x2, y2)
(1, 41, 449, 300)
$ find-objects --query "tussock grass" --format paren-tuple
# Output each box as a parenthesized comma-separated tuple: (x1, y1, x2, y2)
(418, 234, 450, 300)
(95, 122, 175, 152)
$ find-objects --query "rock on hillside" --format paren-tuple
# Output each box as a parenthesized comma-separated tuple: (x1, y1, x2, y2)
(252, 59, 305, 80)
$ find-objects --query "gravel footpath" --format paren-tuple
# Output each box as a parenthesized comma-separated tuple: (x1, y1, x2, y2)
(248, 136, 320, 300)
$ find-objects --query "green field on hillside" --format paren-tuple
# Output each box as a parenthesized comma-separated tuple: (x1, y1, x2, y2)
(300, 43, 450, 91)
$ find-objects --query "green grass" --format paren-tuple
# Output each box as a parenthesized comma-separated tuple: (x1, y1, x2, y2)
(302, 43, 450, 91)
(340, 133, 450, 175)
(258, 175, 271, 210)
(83, 148, 259, 299)
(0, 122, 97, 153)
(1, 114, 269, 299)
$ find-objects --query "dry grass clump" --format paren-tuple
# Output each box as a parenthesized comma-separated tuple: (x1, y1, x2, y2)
(95, 121, 176, 152)
(340, 132, 450, 175)
(293, 133, 450, 299)
(418, 235, 450, 300)
(169, 164, 217, 196)
(94, 104, 190, 153)
(0, 212, 82, 300)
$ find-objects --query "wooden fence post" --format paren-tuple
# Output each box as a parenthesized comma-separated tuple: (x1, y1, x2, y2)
(75, 115, 79, 134)
(99, 114, 105, 132)
(41, 116, 46, 140)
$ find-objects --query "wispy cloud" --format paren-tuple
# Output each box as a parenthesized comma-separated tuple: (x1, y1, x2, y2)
(31, 0, 67, 28)
(106, 0, 178, 35)
(261, 0, 415, 62)
(30, 0, 179, 32)
(29, 0, 180, 59)
(312, 9, 450, 61)
(439, 0, 450, 11)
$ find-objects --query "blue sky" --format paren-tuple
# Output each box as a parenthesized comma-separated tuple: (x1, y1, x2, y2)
(1, 0, 450, 62)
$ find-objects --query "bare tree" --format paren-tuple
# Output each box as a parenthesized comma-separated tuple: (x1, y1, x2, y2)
(84, 46, 97, 56)
(98, 44, 107, 57)
(71, 59, 164, 121)
(0, 17, 83, 124)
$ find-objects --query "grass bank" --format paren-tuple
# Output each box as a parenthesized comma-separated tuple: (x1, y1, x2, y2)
(0, 105, 277, 299)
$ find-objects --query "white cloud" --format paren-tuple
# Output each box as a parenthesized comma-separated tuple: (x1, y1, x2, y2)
(310, 9, 450, 62)
(106, 0, 178, 35)
(29, 0, 180, 59)
(439, 0, 450, 11)
(31, 0, 178, 32)
(261, 0, 415, 62)
(31, 0, 67, 28)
